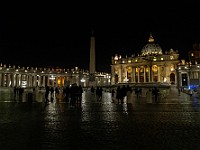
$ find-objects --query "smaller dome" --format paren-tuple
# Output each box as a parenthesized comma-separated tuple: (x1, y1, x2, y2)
(141, 33, 163, 56)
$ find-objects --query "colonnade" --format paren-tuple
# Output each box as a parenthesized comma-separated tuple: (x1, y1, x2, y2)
(0, 73, 67, 88)
(0, 70, 109, 88)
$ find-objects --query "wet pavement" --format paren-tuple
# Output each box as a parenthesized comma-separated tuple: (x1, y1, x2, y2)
(0, 86, 200, 150)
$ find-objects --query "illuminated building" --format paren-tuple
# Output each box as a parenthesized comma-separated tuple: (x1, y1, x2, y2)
(0, 65, 110, 88)
(177, 43, 200, 89)
(111, 33, 180, 85)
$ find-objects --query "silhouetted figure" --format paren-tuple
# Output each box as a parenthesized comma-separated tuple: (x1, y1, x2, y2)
(96, 87, 103, 101)
(111, 89, 115, 97)
(50, 86, 54, 102)
(69, 83, 78, 107)
(45, 85, 50, 104)
(55, 86, 59, 99)
(152, 87, 159, 103)
(76, 85, 83, 104)
(14, 86, 17, 100)
(63, 85, 70, 102)
(116, 86, 121, 104)
(120, 85, 127, 104)
(91, 86, 95, 93)
(135, 87, 141, 99)
(178, 88, 181, 96)
(18, 87, 24, 101)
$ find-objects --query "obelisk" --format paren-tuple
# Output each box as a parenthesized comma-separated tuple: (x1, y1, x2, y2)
(90, 29, 95, 74)
(89, 29, 96, 86)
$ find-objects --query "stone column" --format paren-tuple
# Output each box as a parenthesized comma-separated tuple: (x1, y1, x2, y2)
(158, 66, 161, 82)
(150, 66, 154, 82)
(38, 75, 41, 87)
(30, 75, 33, 87)
(15, 74, 18, 87)
(33, 75, 37, 87)
(42, 76, 46, 87)
(144, 67, 146, 83)
(18, 74, 22, 87)
(132, 66, 136, 83)
(111, 66, 114, 85)
(137, 67, 140, 83)
(147, 66, 150, 82)
(198, 72, 200, 86)
(6, 74, 10, 87)
(11, 74, 15, 87)
(178, 72, 182, 87)
(55, 76, 58, 87)
(26, 75, 29, 87)
(120, 64, 123, 83)
(187, 72, 190, 86)
(47, 76, 50, 86)
(29, 75, 32, 87)
(0, 73, 2, 86)
(1, 73, 5, 87)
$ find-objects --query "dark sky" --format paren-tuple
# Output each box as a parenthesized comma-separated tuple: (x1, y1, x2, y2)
(0, 4, 200, 73)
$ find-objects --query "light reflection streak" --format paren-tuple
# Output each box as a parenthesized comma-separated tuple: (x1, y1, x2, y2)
(81, 91, 128, 122)
(192, 97, 199, 111)
(44, 101, 61, 133)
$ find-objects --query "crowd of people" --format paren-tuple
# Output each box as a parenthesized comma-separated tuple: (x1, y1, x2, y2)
(114, 85, 160, 104)
(13, 83, 161, 106)
(45, 83, 83, 107)
(116, 85, 132, 104)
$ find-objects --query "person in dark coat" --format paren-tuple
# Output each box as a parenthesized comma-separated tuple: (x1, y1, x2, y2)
(152, 87, 159, 103)
(96, 87, 103, 101)
(120, 85, 127, 104)
(76, 85, 83, 104)
(116, 86, 121, 104)
(91, 86, 95, 93)
(45, 85, 50, 104)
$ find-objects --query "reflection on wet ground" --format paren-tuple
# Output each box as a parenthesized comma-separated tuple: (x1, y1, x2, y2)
(0, 86, 200, 150)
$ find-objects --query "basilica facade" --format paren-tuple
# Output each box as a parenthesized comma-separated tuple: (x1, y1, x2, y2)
(111, 34, 180, 85)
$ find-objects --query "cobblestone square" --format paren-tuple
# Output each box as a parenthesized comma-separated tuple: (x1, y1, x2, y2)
(0, 86, 200, 150)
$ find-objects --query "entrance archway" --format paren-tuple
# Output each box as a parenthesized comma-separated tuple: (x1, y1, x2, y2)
(170, 73, 175, 84)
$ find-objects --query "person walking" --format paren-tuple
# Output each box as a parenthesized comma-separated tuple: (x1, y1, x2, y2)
(76, 85, 83, 104)
(153, 87, 159, 103)
(116, 86, 121, 104)
(91, 86, 95, 93)
(120, 85, 127, 104)
(45, 85, 50, 104)
(96, 87, 103, 101)
(63, 85, 70, 102)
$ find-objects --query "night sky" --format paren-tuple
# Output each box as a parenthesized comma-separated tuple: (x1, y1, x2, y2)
(0, 4, 200, 73)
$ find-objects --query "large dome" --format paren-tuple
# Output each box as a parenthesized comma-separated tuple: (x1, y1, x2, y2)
(141, 34, 163, 56)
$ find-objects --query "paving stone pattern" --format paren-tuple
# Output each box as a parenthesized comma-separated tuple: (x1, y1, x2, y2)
(0, 86, 200, 150)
